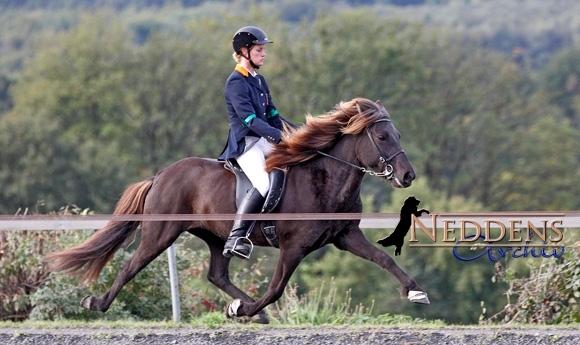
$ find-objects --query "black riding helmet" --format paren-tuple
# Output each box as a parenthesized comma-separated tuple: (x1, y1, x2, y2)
(232, 26, 273, 69)
(232, 26, 273, 53)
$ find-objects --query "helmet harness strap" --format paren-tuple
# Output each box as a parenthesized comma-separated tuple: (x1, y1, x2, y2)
(242, 45, 260, 70)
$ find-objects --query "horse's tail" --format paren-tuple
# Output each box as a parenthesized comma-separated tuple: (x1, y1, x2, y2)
(46, 177, 154, 283)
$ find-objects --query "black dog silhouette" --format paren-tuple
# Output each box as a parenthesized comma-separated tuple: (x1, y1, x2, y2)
(377, 196, 429, 256)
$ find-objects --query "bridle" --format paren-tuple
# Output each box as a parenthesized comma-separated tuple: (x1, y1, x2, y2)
(316, 118, 405, 180)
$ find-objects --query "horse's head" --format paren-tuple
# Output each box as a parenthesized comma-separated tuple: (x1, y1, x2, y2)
(266, 98, 416, 188)
(356, 100, 415, 188)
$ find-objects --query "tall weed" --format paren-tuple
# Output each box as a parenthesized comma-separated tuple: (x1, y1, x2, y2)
(270, 278, 430, 325)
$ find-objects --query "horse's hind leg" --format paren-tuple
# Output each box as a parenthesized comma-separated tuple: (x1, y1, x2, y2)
(228, 246, 306, 318)
(333, 226, 430, 304)
(198, 233, 270, 323)
(82, 221, 183, 312)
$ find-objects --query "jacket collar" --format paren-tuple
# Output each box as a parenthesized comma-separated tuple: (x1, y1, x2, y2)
(235, 64, 257, 78)
(235, 64, 263, 90)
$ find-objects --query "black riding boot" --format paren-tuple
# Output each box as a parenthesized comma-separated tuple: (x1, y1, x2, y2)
(223, 187, 265, 259)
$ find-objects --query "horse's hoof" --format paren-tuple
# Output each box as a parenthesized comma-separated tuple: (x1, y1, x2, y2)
(227, 299, 242, 318)
(250, 313, 270, 324)
(81, 295, 94, 310)
(408, 290, 430, 304)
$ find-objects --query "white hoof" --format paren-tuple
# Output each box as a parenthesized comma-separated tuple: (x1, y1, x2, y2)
(80, 295, 93, 309)
(227, 299, 242, 318)
(408, 290, 430, 304)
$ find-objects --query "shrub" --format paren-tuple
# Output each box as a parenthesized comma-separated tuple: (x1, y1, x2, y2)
(0, 230, 55, 320)
(0, 206, 83, 321)
(487, 245, 580, 324)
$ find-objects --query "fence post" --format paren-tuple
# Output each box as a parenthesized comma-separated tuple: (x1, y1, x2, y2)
(167, 243, 181, 322)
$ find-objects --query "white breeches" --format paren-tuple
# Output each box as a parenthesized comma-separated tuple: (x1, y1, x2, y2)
(236, 137, 273, 197)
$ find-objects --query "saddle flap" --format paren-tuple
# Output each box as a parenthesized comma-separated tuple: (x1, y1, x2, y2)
(224, 160, 287, 212)
(224, 159, 254, 208)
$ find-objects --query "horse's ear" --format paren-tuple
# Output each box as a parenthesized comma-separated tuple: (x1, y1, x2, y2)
(355, 100, 362, 115)
(375, 100, 387, 112)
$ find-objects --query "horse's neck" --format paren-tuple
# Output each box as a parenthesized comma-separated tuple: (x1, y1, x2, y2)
(315, 137, 365, 207)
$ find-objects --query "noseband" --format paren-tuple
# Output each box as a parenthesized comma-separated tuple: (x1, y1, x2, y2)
(316, 118, 405, 180)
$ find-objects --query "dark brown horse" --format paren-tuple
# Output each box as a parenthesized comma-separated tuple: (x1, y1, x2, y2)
(46, 97, 429, 323)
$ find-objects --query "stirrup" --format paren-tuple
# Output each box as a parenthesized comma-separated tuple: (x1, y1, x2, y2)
(230, 236, 254, 260)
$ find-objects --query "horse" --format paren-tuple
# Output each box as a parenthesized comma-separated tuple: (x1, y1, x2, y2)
(46, 97, 429, 323)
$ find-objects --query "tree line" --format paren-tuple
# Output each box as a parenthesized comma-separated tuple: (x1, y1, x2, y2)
(1, 9, 579, 214)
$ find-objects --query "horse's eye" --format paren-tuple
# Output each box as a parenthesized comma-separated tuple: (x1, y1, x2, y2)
(377, 134, 386, 141)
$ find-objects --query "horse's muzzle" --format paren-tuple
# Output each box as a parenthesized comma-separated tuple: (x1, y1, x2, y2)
(392, 170, 415, 188)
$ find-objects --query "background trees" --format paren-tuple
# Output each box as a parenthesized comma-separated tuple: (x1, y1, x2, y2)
(1, 0, 579, 324)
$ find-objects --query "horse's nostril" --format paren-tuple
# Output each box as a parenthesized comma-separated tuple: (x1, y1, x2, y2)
(404, 171, 415, 185)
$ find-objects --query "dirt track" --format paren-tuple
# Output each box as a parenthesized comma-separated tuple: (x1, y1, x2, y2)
(1, 326, 580, 345)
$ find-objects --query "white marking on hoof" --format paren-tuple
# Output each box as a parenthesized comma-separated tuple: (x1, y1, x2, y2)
(227, 299, 242, 318)
(408, 290, 430, 304)
(80, 295, 93, 309)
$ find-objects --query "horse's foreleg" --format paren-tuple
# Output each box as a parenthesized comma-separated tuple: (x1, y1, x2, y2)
(82, 222, 183, 312)
(333, 226, 429, 304)
(228, 248, 305, 318)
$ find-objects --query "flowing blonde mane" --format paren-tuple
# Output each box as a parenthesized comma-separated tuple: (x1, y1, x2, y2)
(266, 97, 388, 171)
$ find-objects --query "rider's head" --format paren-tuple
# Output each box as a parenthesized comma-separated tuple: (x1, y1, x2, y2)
(232, 26, 273, 69)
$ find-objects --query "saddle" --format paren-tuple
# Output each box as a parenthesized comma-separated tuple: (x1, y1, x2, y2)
(223, 159, 287, 248)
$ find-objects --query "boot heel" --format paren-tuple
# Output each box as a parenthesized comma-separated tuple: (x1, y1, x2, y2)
(223, 234, 254, 259)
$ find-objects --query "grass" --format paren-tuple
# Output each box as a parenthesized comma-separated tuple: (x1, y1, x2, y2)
(1, 278, 442, 328)
(269, 279, 440, 326)
(2, 278, 579, 330)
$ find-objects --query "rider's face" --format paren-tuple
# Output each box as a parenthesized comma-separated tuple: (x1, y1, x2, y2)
(248, 44, 266, 67)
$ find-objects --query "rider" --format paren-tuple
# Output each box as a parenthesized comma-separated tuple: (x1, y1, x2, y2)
(218, 26, 286, 259)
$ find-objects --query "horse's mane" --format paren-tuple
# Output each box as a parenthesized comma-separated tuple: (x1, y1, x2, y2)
(266, 97, 388, 171)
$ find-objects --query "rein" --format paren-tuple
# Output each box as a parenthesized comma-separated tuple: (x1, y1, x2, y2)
(316, 118, 404, 180)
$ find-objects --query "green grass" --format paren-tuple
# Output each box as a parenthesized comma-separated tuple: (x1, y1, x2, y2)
(2, 277, 578, 329)
(268, 279, 442, 326)
(0, 278, 443, 328)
